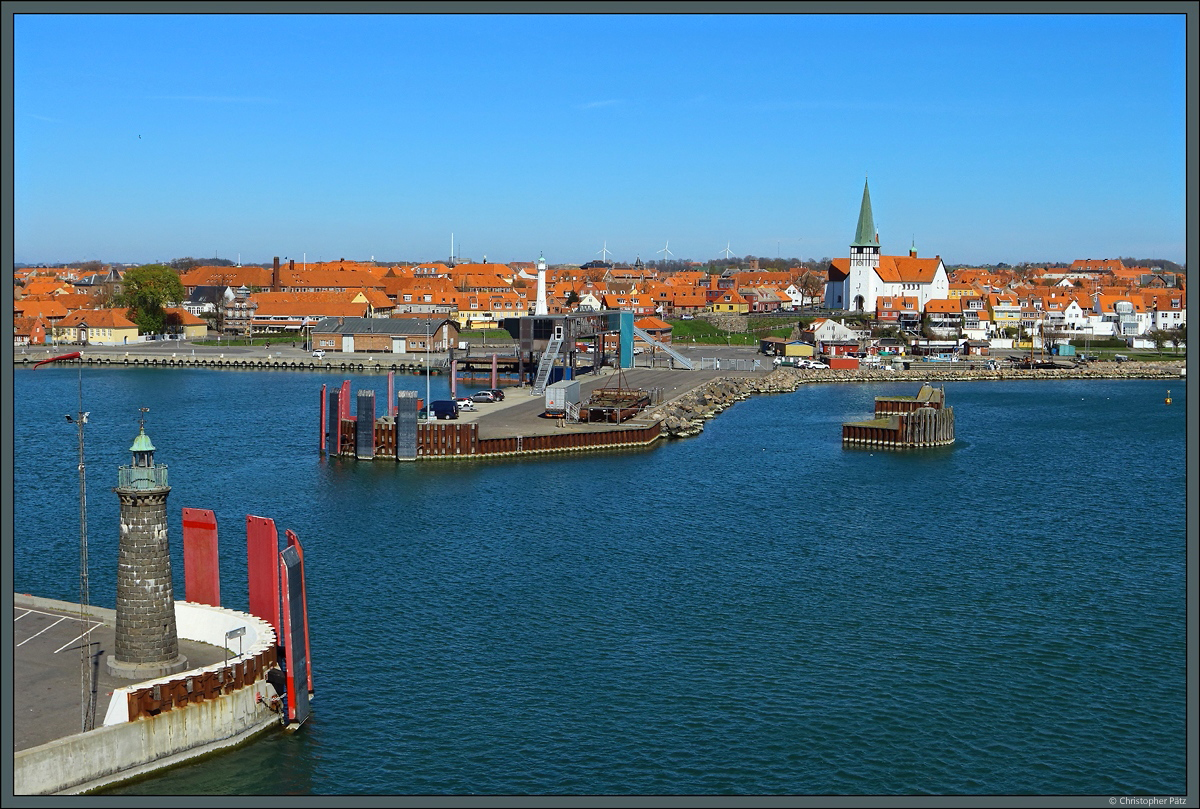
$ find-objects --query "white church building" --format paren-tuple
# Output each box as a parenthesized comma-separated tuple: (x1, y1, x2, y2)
(823, 179, 949, 314)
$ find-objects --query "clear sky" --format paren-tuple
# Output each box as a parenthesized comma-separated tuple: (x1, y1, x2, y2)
(12, 10, 1189, 267)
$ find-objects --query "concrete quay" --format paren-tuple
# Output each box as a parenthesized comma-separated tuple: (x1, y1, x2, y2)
(12, 594, 283, 795)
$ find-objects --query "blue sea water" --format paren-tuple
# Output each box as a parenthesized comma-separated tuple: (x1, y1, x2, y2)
(10, 369, 1188, 796)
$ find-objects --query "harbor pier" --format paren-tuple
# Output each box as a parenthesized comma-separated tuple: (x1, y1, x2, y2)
(841, 384, 956, 448)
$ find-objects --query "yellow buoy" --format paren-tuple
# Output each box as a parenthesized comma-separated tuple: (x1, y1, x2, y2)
(1165, 390, 1172, 405)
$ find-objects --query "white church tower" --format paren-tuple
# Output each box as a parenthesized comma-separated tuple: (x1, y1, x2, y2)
(846, 177, 881, 312)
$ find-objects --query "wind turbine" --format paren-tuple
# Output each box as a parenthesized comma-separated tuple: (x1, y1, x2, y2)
(720, 241, 734, 261)
(597, 241, 612, 264)
(657, 241, 673, 264)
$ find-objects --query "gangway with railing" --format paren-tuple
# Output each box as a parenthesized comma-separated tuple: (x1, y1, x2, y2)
(632, 326, 693, 370)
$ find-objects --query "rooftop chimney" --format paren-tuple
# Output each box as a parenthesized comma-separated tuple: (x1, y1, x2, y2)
(272, 257, 280, 292)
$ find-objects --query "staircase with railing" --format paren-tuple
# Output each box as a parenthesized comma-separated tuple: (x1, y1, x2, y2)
(532, 333, 563, 394)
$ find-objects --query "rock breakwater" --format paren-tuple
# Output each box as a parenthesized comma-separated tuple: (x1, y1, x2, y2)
(645, 362, 1185, 439)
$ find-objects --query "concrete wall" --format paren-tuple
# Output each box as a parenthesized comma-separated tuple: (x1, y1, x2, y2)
(16, 680, 279, 795)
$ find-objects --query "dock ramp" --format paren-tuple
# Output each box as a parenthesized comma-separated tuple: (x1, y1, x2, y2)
(633, 326, 693, 370)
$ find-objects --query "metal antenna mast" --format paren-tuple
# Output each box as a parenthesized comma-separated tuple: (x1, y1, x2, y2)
(37, 351, 95, 731)
(74, 368, 95, 730)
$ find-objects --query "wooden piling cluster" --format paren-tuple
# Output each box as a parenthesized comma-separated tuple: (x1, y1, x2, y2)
(332, 417, 661, 460)
(842, 384, 955, 448)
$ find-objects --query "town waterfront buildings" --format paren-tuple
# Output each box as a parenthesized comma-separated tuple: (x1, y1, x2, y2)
(13, 182, 1184, 353)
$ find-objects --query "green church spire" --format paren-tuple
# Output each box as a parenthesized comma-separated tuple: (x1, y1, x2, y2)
(852, 177, 876, 247)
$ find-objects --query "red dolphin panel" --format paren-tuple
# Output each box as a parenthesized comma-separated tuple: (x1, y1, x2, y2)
(181, 508, 220, 606)
(319, 383, 327, 453)
(246, 515, 281, 638)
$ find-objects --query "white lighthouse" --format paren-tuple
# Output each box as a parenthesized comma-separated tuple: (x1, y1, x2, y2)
(534, 252, 549, 316)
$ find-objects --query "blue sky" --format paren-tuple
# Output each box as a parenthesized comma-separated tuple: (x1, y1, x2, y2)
(13, 12, 1188, 266)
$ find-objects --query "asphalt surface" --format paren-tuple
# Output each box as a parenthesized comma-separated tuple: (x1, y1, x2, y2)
(455, 364, 755, 439)
(12, 595, 228, 752)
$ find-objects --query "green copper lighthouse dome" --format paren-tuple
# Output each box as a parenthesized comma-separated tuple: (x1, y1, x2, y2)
(129, 425, 155, 454)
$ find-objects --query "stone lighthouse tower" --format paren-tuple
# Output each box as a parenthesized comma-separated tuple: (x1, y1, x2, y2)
(107, 410, 188, 679)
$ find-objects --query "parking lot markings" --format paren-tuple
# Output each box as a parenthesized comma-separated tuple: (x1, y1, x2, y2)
(16, 615, 67, 646)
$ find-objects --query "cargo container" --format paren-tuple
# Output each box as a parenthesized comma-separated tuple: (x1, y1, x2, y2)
(828, 357, 860, 370)
(545, 379, 581, 416)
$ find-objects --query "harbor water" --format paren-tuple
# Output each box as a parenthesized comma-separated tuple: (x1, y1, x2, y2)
(11, 368, 1187, 795)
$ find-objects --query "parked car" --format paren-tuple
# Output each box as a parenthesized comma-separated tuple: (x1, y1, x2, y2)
(1114, 354, 1130, 363)
(488, 388, 505, 401)
(426, 400, 459, 420)
(312, 349, 326, 359)
(471, 391, 496, 403)
(455, 396, 476, 411)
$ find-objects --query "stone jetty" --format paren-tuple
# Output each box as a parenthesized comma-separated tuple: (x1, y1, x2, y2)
(646, 361, 1185, 440)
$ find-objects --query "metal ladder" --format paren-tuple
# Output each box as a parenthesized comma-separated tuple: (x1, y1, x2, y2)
(532, 333, 563, 394)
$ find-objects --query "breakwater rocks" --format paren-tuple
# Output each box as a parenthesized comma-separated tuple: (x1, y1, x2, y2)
(646, 362, 1186, 440)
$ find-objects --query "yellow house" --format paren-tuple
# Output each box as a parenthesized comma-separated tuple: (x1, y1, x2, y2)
(987, 293, 1022, 334)
(164, 308, 210, 340)
(53, 308, 141, 345)
(708, 290, 750, 314)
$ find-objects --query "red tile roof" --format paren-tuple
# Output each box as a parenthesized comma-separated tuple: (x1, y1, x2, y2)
(57, 308, 138, 329)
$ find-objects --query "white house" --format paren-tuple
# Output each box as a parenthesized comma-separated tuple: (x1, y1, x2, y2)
(1093, 295, 1149, 338)
(806, 317, 867, 346)
(184, 285, 235, 318)
(823, 179, 949, 314)
(575, 291, 603, 312)
(780, 283, 806, 310)
(1141, 290, 1186, 333)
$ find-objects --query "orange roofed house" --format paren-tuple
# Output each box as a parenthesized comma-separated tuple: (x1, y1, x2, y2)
(14, 315, 48, 346)
(52, 308, 141, 345)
